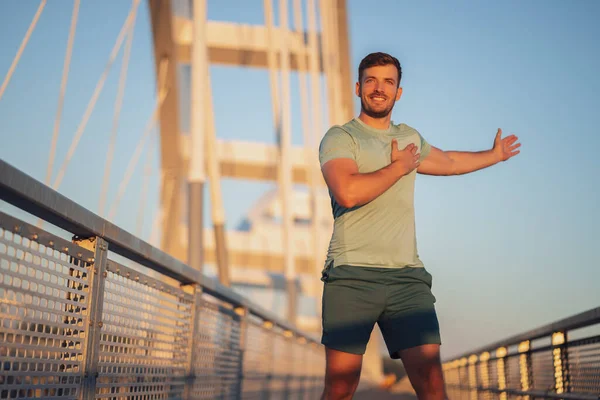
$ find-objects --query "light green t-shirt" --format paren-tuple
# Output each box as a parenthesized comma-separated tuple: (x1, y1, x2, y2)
(319, 118, 431, 269)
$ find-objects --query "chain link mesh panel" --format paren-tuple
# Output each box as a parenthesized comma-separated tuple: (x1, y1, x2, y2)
(242, 318, 273, 399)
(94, 261, 193, 399)
(530, 349, 555, 392)
(567, 337, 600, 394)
(445, 366, 459, 388)
(190, 295, 242, 399)
(240, 318, 323, 399)
(0, 225, 92, 400)
(488, 358, 499, 391)
(505, 354, 520, 390)
(446, 382, 462, 400)
(268, 328, 293, 399)
(458, 365, 468, 392)
(288, 340, 305, 396)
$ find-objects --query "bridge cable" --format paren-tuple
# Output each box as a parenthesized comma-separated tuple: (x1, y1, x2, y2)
(149, 204, 162, 248)
(52, 0, 141, 190)
(136, 129, 155, 237)
(0, 0, 47, 102)
(98, 4, 139, 217)
(107, 59, 169, 221)
(45, 0, 80, 188)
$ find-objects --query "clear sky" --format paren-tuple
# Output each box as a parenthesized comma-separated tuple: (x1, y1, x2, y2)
(1, 0, 599, 360)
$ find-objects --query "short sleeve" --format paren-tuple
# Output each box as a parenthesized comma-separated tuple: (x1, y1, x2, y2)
(418, 132, 431, 162)
(318, 127, 357, 167)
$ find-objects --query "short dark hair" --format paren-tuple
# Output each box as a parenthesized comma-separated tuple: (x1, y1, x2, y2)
(358, 52, 402, 86)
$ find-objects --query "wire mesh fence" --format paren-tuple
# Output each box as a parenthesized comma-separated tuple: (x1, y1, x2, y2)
(443, 310, 600, 400)
(0, 159, 326, 400)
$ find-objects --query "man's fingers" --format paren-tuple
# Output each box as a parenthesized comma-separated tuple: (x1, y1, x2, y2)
(509, 143, 521, 152)
(504, 135, 518, 144)
(496, 128, 502, 138)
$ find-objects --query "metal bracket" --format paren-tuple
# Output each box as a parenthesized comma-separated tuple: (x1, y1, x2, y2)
(79, 237, 109, 400)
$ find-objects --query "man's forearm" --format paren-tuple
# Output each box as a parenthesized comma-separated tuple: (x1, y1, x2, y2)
(338, 163, 406, 208)
(447, 149, 501, 175)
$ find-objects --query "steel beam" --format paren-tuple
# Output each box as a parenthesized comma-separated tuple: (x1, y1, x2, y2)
(148, 0, 187, 262)
(172, 17, 323, 71)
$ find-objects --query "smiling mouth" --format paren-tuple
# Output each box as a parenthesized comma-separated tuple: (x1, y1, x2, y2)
(370, 95, 387, 102)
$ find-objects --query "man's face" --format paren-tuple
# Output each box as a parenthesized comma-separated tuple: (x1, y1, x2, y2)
(356, 64, 402, 119)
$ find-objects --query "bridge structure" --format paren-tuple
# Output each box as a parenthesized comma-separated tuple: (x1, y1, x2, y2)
(1, 1, 599, 399)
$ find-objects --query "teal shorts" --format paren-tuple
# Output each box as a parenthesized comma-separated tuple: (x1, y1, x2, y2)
(320, 264, 441, 358)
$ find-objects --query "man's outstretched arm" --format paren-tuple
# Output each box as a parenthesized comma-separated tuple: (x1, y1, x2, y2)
(417, 128, 521, 176)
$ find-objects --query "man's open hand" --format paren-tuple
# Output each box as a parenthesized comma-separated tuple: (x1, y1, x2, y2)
(391, 139, 420, 176)
(493, 128, 521, 162)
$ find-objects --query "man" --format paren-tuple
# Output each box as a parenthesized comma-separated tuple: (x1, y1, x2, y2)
(318, 52, 521, 400)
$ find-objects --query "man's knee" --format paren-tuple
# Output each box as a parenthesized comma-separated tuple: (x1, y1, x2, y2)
(321, 348, 363, 400)
(322, 375, 360, 400)
(410, 361, 446, 396)
(399, 344, 447, 399)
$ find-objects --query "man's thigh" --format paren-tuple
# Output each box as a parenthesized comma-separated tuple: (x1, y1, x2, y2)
(321, 267, 385, 355)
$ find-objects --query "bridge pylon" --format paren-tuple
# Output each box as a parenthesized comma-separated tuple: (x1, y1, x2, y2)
(148, 0, 384, 384)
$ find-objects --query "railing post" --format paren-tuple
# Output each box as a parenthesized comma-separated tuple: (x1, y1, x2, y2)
(76, 237, 108, 400)
(479, 351, 491, 395)
(496, 346, 508, 400)
(183, 285, 201, 400)
(283, 329, 294, 397)
(235, 306, 248, 398)
(552, 331, 570, 394)
(468, 355, 478, 400)
(518, 340, 532, 398)
(263, 321, 275, 396)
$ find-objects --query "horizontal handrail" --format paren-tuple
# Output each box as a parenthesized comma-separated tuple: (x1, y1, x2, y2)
(0, 158, 316, 342)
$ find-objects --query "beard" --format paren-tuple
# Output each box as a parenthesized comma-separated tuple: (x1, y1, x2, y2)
(360, 91, 395, 119)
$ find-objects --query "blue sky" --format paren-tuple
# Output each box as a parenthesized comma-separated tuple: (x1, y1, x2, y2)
(1, 0, 599, 359)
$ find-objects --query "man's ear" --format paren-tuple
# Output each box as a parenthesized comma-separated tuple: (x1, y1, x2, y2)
(395, 86, 403, 101)
(355, 81, 361, 97)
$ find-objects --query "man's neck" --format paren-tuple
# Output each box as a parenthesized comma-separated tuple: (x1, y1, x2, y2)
(357, 112, 392, 130)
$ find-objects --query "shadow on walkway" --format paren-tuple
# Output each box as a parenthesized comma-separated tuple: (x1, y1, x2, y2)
(354, 389, 417, 400)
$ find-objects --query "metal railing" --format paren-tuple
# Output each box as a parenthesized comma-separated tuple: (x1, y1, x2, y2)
(0, 159, 325, 399)
(442, 307, 600, 399)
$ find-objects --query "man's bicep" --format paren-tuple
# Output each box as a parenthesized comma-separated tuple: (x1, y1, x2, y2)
(321, 158, 358, 194)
